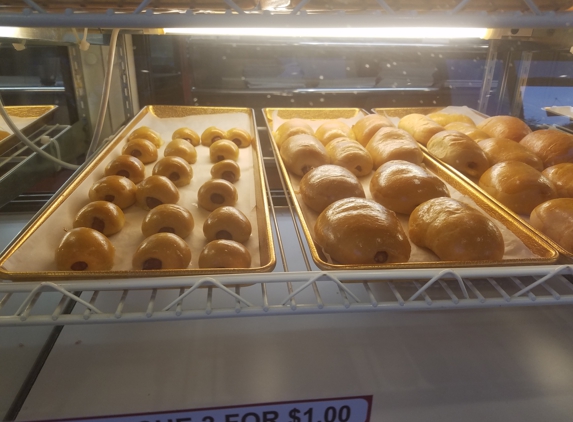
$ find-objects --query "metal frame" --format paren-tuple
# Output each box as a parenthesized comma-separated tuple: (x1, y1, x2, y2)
(0, 0, 572, 28)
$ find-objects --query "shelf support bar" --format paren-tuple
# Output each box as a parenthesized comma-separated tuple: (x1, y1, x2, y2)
(22, 0, 46, 13)
(376, 0, 395, 14)
(512, 266, 571, 298)
(133, 0, 152, 14)
(522, 0, 542, 15)
(451, 0, 472, 14)
(408, 270, 469, 302)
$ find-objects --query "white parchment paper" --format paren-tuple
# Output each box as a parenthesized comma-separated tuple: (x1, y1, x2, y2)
(0, 114, 41, 135)
(3, 110, 262, 272)
(269, 110, 539, 263)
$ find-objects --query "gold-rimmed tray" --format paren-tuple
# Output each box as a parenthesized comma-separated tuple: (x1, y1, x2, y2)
(0, 106, 275, 281)
(374, 106, 573, 262)
(0, 105, 58, 156)
(264, 107, 557, 271)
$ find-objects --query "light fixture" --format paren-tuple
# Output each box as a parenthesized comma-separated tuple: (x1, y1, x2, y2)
(163, 27, 488, 39)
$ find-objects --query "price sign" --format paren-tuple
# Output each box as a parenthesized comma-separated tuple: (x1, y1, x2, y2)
(31, 396, 372, 422)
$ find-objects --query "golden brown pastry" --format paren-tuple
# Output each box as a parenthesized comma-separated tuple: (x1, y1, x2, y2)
(398, 113, 444, 146)
(352, 114, 394, 147)
(152, 156, 192, 187)
(520, 129, 573, 168)
(55, 228, 115, 271)
(210, 139, 240, 163)
(299, 165, 365, 213)
(478, 161, 557, 214)
(128, 126, 162, 148)
(164, 138, 197, 164)
(427, 131, 490, 178)
(122, 138, 158, 164)
(315, 198, 410, 265)
(226, 128, 252, 148)
(203, 206, 252, 243)
(280, 134, 330, 177)
(201, 126, 226, 147)
(370, 160, 450, 214)
(366, 127, 424, 169)
(427, 112, 476, 127)
(409, 197, 505, 261)
(104, 155, 146, 184)
(198, 240, 251, 269)
(197, 179, 238, 211)
(135, 175, 180, 210)
(274, 118, 314, 149)
(530, 198, 573, 252)
(444, 122, 490, 142)
(172, 127, 200, 146)
(315, 120, 355, 146)
(477, 115, 531, 142)
(325, 137, 373, 177)
(132, 233, 191, 270)
(142, 204, 194, 238)
(73, 201, 125, 236)
(542, 163, 573, 198)
(478, 137, 543, 171)
(0, 130, 9, 140)
(88, 176, 136, 209)
(211, 159, 241, 183)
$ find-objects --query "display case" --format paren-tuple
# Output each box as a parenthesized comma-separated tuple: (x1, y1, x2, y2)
(1, 2, 573, 420)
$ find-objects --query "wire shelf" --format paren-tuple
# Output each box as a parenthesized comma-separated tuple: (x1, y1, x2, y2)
(1, 135, 573, 327)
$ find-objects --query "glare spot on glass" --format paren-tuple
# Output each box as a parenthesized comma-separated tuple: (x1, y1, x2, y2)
(431, 53, 435, 57)
(392, 99, 396, 103)
(365, 64, 370, 68)
(433, 100, 437, 104)
(419, 100, 424, 104)
(320, 98, 325, 102)
(393, 62, 397, 65)
(402, 71, 407, 75)
(193, 98, 198, 102)
(439, 54, 443, 58)
(222, 56, 226, 60)
(241, 76, 246, 80)
(319, 75, 324, 80)
(194, 102, 199, 106)
(267, 95, 271, 98)
(290, 99, 295, 103)
(309, 102, 314, 106)
(346, 67, 351, 71)
(386, 64, 391, 68)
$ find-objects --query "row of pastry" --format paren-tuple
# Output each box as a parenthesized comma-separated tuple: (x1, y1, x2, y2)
(274, 111, 573, 257)
(55, 125, 254, 272)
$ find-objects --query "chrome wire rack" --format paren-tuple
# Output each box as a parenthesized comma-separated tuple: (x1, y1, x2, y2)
(1, 137, 573, 327)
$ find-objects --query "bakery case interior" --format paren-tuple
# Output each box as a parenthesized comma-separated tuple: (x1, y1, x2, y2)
(0, 3, 573, 320)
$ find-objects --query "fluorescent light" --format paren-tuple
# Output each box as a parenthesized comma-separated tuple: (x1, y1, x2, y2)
(0, 27, 21, 38)
(164, 27, 488, 39)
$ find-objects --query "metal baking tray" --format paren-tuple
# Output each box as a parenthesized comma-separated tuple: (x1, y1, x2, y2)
(263, 107, 557, 271)
(374, 107, 573, 262)
(0, 106, 275, 281)
(0, 105, 58, 156)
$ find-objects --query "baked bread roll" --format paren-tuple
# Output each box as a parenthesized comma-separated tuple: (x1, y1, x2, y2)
(274, 118, 314, 149)
(203, 206, 252, 243)
(478, 161, 557, 214)
(530, 198, 573, 252)
(315, 197, 411, 265)
(199, 240, 251, 269)
(398, 113, 444, 146)
(520, 129, 573, 168)
(104, 155, 146, 184)
(427, 130, 490, 178)
(73, 201, 125, 236)
(0, 130, 9, 141)
(128, 126, 162, 148)
(210, 139, 239, 163)
(542, 163, 573, 198)
(132, 233, 191, 270)
(409, 197, 505, 261)
(478, 137, 543, 171)
(152, 156, 192, 187)
(369, 160, 450, 214)
(142, 204, 194, 238)
(135, 175, 180, 210)
(299, 165, 365, 213)
(197, 179, 238, 211)
(280, 134, 330, 177)
(325, 137, 373, 177)
(55, 228, 115, 271)
(352, 114, 394, 147)
(427, 112, 475, 127)
(211, 159, 241, 183)
(226, 128, 252, 148)
(89, 176, 136, 209)
(201, 126, 226, 147)
(477, 115, 531, 141)
(315, 120, 355, 146)
(122, 138, 158, 164)
(164, 138, 197, 164)
(172, 127, 200, 146)
(366, 127, 424, 169)
(445, 122, 490, 141)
